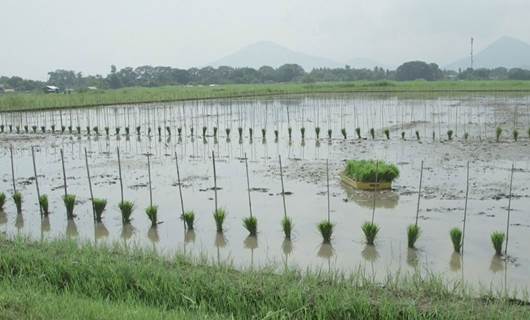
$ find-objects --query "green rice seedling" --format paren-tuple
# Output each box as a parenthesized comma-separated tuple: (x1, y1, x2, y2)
(12, 192, 23, 214)
(182, 211, 195, 230)
(318, 221, 334, 244)
(261, 128, 266, 139)
(39, 194, 50, 216)
(528, 127, 530, 139)
(355, 127, 361, 139)
(0, 124, 4, 132)
(238, 127, 243, 139)
(24, 125, 28, 133)
(177, 127, 182, 136)
(274, 129, 279, 141)
(76, 126, 81, 134)
(16, 126, 20, 134)
(464, 132, 469, 140)
(341, 128, 347, 139)
(51, 125, 56, 133)
(61, 125, 66, 133)
(93, 127, 100, 135)
(249, 128, 253, 139)
(41, 126, 46, 133)
(86, 126, 91, 135)
(491, 231, 505, 256)
(243, 216, 257, 236)
(166, 126, 171, 135)
(92, 198, 107, 222)
(213, 208, 226, 232)
(447, 130, 453, 140)
(362, 222, 379, 245)
(157, 127, 162, 136)
(513, 129, 519, 141)
(369, 128, 375, 140)
(432, 131, 436, 140)
(213, 127, 218, 137)
(327, 129, 332, 139)
(288, 127, 292, 139)
(496, 127, 502, 142)
(125, 127, 130, 135)
(225, 128, 230, 138)
(145, 205, 158, 227)
(32, 125, 37, 133)
(8, 125, 12, 132)
(450, 227, 462, 253)
(344, 160, 400, 183)
(105, 127, 110, 136)
(401, 131, 405, 140)
(415, 130, 420, 140)
(0, 192, 6, 210)
(118, 201, 134, 224)
(384, 128, 390, 140)
(300, 127, 305, 139)
(136, 126, 141, 135)
(202, 126, 207, 137)
(115, 127, 121, 136)
(190, 127, 194, 136)
(68, 126, 72, 133)
(407, 224, 420, 248)
(63, 194, 76, 219)
(282, 216, 293, 240)
(315, 127, 321, 139)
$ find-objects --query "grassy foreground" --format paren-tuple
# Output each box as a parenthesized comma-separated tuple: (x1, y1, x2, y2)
(0, 238, 529, 319)
(1, 80, 530, 112)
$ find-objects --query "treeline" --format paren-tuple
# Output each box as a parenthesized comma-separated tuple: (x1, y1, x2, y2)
(1, 61, 530, 92)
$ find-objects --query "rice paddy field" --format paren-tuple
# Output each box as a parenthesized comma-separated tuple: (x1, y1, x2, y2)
(1, 90, 530, 303)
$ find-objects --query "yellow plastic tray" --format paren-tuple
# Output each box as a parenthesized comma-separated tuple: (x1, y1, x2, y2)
(340, 173, 392, 191)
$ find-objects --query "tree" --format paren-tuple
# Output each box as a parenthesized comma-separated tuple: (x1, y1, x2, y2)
(275, 64, 305, 82)
(395, 61, 442, 81)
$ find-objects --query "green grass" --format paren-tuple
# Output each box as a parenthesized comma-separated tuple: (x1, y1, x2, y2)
(491, 231, 506, 256)
(145, 205, 158, 227)
(39, 194, 50, 216)
(213, 208, 226, 233)
(242, 216, 257, 236)
(12, 192, 22, 214)
(362, 222, 380, 245)
(318, 221, 334, 244)
(63, 194, 76, 219)
(282, 216, 293, 240)
(92, 198, 107, 222)
(344, 160, 400, 183)
(1, 238, 528, 319)
(118, 201, 134, 224)
(450, 228, 463, 253)
(0, 192, 6, 210)
(407, 224, 421, 249)
(183, 211, 195, 230)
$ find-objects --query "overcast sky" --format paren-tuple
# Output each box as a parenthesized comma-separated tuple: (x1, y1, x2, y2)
(2, 0, 529, 80)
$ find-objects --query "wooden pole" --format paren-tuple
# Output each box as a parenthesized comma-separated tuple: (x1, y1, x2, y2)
(31, 146, 43, 218)
(175, 152, 185, 216)
(415, 160, 424, 226)
(326, 159, 330, 223)
(117, 147, 124, 203)
(212, 151, 218, 213)
(245, 153, 253, 218)
(84, 148, 96, 222)
(505, 162, 515, 256)
(461, 161, 470, 255)
(60, 149, 68, 197)
(371, 160, 379, 224)
(279, 155, 287, 218)
(147, 154, 153, 207)
(10, 145, 16, 193)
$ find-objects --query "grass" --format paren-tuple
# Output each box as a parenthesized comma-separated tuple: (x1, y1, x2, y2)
(496, 127, 503, 142)
(93, 198, 107, 222)
(344, 160, 400, 183)
(1, 238, 529, 319)
(63, 194, 76, 219)
(282, 216, 293, 240)
(118, 201, 134, 224)
(450, 227, 463, 253)
(39, 194, 50, 216)
(362, 222, 380, 245)
(145, 205, 158, 227)
(407, 224, 421, 249)
(0, 192, 6, 210)
(491, 231, 506, 256)
(183, 211, 195, 230)
(213, 208, 226, 232)
(243, 216, 258, 236)
(318, 221, 334, 244)
(12, 192, 23, 214)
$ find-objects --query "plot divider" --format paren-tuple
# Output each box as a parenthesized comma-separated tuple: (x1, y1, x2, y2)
(31, 146, 43, 218)
(60, 149, 68, 196)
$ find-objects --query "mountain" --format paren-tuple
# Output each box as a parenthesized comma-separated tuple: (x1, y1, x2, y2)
(446, 36, 530, 70)
(208, 41, 343, 71)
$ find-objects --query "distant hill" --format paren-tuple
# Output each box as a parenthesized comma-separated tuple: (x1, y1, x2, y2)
(208, 41, 343, 71)
(446, 36, 530, 70)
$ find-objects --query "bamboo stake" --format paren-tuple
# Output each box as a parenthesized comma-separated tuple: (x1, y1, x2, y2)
(10, 145, 16, 193)
(175, 151, 185, 217)
(245, 152, 253, 218)
(279, 155, 287, 218)
(31, 146, 43, 218)
(505, 162, 514, 256)
(415, 160, 424, 226)
(371, 160, 379, 224)
(326, 159, 330, 223)
(60, 149, 68, 197)
(84, 148, 96, 222)
(117, 147, 124, 203)
(147, 154, 153, 207)
(461, 161, 470, 255)
(212, 151, 218, 213)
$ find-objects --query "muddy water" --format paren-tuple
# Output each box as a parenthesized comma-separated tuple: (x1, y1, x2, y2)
(1, 93, 530, 298)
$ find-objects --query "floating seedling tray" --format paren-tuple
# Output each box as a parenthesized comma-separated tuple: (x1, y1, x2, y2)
(340, 172, 392, 191)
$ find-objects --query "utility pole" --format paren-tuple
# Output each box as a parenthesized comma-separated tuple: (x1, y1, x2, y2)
(470, 37, 474, 70)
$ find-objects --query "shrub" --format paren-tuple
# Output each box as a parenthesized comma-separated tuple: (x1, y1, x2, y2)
(183, 211, 195, 230)
(491, 231, 505, 256)
(118, 201, 134, 224)
(39, 194, 50, 216)
(407, 224, 420, 248)
(450, 228, 462, 253)
(384, 129, 390, 140)
(318, 221, 334, 243)
(362, 222, 379, 245)
(63, 194, 76, 219)
(496, 127, 502, 142)
(145, 205, 158, 227)
(93, 198, 107, 222)
(243, 216, 257, 236)
(282, 216, 293, 240)
(213, 208, 226, 232)
(0, 192, 6, 210)
(344, 160, 399, 183)
(13, 192, 23, 213)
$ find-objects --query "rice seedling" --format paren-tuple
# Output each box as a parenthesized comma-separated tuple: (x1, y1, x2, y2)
(496, 127, 502, 142)
(86, 126, 91, 135)
(0, 124, 4, 132)
(0, 192, 6, 210)
(341, 128, 347, 139)
(16, 126, 20, 134)
(12, 192, 23, 213)
(24, 125, 28, 133)
(288, 127, 292, 139)
(238, 127, 243, 139)
(450, 227, 462, 253)
(384, 128, 390, 140)
(166, 126, 171, 135)
(118, 201, 134, 224)
(61, 125, 66, 133)
(362, 222, 379, 245)
(136, 126, 141, 135)
(76, 126, 81, 134)
(447, 129, 453, 140)
(282, 216, 293, 240)
(125, 127, 130, 135)
(32, 125, 37, 133)
(490, 231, 505, 256)
(225, 128, 230, 138)
(415, 130, 420, 140)
(157, 127, 162, 136)
(315, 127, 320, 139)
(407, 224, 420, 248)
(94, 126, 101, 135)
(190, 127, 194, 136)
(68, 126, 72, 133)
(464, 132, 469, 140)
(51, 125, 56, 133)
(327, 129, 332, 139)
(177, 127, 182, 136)
(300, 127, 305, 139)
(369, 128, 375, 139)
(344, 160, 400, 183)
(115, 127, 121, 135)
(41, 126, 46, 133)
(274, 129, 279, 141)
(92, 198, 107, 222)
(528, 127, 530, 139)
(318, 221, 333, 243)
(432, 131, 436, 140)
(145, 205, 158, 227)
(63, 194, 76, 219)
(261, 128, 266, 139)
(513, 129, 519, 141)
(213, 208, 226, 232)
(202, 126, 207, 137)
(249, 128, 253, 139)
(243, 216, 257, 236)
(8, 124, 12, 132)
(213, 127, 218, 137)
(355, 127, 361, 139)
(182, 211, 195, 230)
(39, 194, 50, 216)
(104, 127, 109, 136)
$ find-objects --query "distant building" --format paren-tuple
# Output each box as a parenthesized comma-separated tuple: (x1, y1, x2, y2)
(44, 85, 60, 93)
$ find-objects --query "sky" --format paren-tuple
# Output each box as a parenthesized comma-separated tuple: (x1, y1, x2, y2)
(1, 0, 530, 80)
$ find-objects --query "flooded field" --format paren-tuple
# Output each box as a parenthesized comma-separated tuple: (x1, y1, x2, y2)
(1, 93, 530, 298)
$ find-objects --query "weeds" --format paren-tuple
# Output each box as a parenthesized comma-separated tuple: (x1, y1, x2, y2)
(318, 221, 334, 243)
(39, 194, 50, 216)
(145, 205, 158, 227)
(450, 228, 462, 253)
(182, 211, 195, 230)
(93, 198, 107, 222)
(496, 127, 502, 142)
(213, 208, 226, 232)
(118, 201, 134, 224)
(12, 192, 23, 214)
(491, 231, 505, 256)
(63, 194, 76, 219)
(282, 216, 293, 240)
(362, 222, 379, 245)
(407, 224, 420, 248)
(243, 216, 257, 236)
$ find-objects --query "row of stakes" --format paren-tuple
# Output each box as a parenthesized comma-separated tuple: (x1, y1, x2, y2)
(1, 123, 529, 142)
(0, 145, 517, 259)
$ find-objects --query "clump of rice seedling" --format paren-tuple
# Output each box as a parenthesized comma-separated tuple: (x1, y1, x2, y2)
(243, 216, 257, 236)
(513, 129, 519, 141)
(125, 127, 130, 135)
(315, 127, 321, 139)
(355, 127, 361, 139)
(32, 125, 37, 133)
(447, 130, 453, 140)
(496, 127, 502, 142)
(274, 129, 279, 141)
(68, 126, 72, 133)
(63, 194, 76, 219)
(528, 127, 530, 139)
(0, 192, 6, 210)
(177, 127, 182, 136)
(61, 126, 66, 133)
(261, 128, 266, 139)
(213, 208, 226, 232)
(450, 227, 462, 253)
(432, 131, 436, 140)
(225, 128, 231, 138)
(491, 231, 505, 256)
(464, 132, 469, 140)
(327, 129, 332, 139)
(362, 222, 379, 245)
(16, 126, 20, 134)
(166, 126, 171, 135)
(182, 211, 195, 230)
(407, 224, 420, 248)
(105, 127, 110, 136)
(401, 131, 405, 140)
(288, 127, 293, 139)
(190, 127, 194, 136)
(24, 125, 28, 133)
(41, 126, 46, 133)
(415, 130, 420, 140)
(249, 128, 254, 139)
(384, 129, 390, 140)
(238, 127, 243, 139)
(94, 127, 100, 135)
(76, 126, 81, 134)
(282, 216, 293, 240)
(213, 127, 218, 137)
(344, 160, 400, 183)
(157, 127, 162, 136)
(145, 205, 158, 227)
(300, 127, 306, 139)
(136, 126, 141, 135)
(202, 126, 207, 137)
(92, 198, 107, 222)
(118, 201, 134, 224)
(318, 221, 334, 243)
(115, 127, 121, 135)
(86, 126, 91, 135)
(369, 128, 375, 140)
(51, 125, 56, 132)
(341, 128, 347, 139)
(12, 192, 23, 214)
(39, 194, 50, 216)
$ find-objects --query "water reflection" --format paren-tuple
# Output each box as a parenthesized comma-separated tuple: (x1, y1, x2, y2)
(66, 220, 78, 238)
(449, 252, 462, 272)
(317, 243, 334, 273)
(281, 239, 293, 270)
(343, 187, 399, 209)
(41, 216, 51, 233)
(406, 248, 419, 269)
(215, 231, 227, 265)
(147, 226, 160, 244)
(244, 235, 258, 269)
(0, 210, 7, 225)
(361, 245, 379, 262)
(95, 222, 109, 240)
(490, 255, 505, 273)
(121, 223, 135, 241)
(15, 214, 24, 231)
(184, 229, 196, 244)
